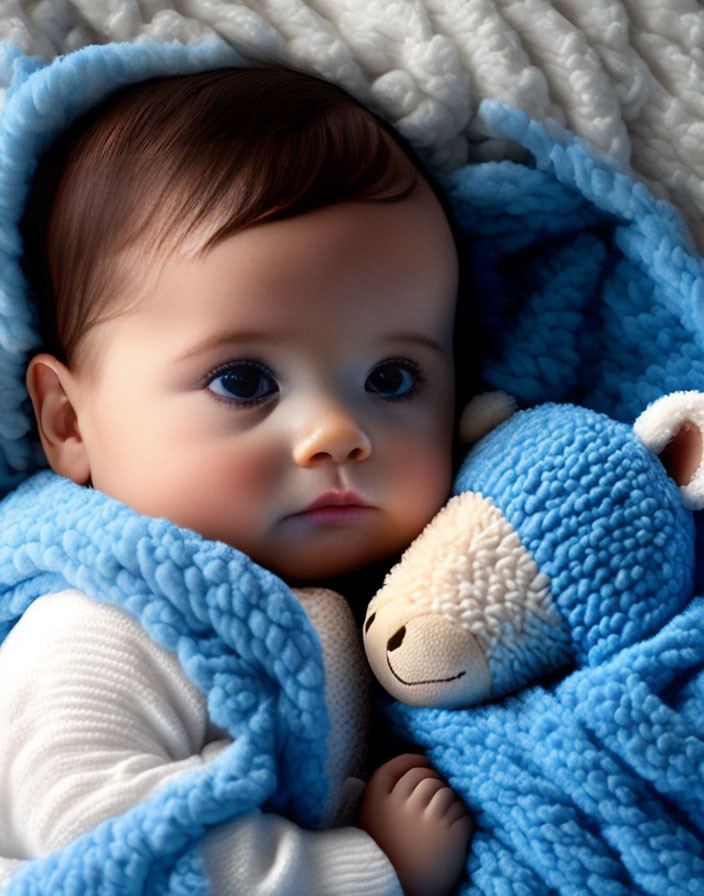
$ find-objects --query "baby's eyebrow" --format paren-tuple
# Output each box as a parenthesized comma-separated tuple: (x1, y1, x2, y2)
(175, 329, 448, 364)
(175, 330, 282, 362)
(381, 332, 449, 355)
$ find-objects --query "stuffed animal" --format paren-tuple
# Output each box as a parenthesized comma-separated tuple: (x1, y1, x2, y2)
(364, 391, 704, 708)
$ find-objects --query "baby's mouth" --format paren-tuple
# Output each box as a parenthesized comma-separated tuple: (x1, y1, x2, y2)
(289, 489, 374, 524)
(302, 489, 369, 511)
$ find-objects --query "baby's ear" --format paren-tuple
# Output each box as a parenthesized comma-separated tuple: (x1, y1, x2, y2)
(458, 391, 517, 445)
(634, 391, 704, 509)
(25, 354, 91, 485)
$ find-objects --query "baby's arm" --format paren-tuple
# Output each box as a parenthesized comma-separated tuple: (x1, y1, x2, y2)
(0, 590, 230, 856)
(0, 590, 402, 896)
(359, 753, 473, 896)
(201, 809, 402, 895)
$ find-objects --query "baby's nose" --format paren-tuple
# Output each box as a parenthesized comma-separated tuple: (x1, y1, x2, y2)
(293, 409, 371, 467)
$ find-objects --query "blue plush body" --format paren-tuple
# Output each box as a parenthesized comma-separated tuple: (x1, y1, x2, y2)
(457, 404, 694, 667)
(0, 36, 703, 895)
(383, 597, 704, 895)
(381, 403, 704, 894)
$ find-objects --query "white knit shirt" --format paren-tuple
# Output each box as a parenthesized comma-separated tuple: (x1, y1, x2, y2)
(0, 589, 402, 895)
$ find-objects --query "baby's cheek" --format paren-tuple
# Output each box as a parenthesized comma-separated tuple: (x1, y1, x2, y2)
(216, 447, 281, 492)
(190, 444, 282, 515)
(129, 440, 282, 548)
(387, 434, 454, 542)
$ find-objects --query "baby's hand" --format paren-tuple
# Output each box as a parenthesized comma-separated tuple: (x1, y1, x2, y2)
(358, 753, 472, 896)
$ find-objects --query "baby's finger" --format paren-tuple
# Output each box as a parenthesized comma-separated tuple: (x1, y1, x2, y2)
(406, 772, 447, 809)
(425, 782, 458, 817)
(450, 811, 475, 843)
(394, 764, 444, 801)
(373, 753, 431, 793)
(445, 796, 473, 828)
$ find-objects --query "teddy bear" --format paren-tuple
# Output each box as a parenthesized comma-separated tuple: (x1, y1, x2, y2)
(362, 392, 704, 892)
(363, 390, 704, 708)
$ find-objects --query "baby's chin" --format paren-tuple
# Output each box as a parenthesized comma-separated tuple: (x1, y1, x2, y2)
(243, 508, 446, 587)
(267, 554, 378, 586)
(258, 541, 402, 587)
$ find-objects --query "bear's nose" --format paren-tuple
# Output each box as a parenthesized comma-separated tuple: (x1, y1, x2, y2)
(375, 615, 492, 707)
(387, 626, 406, 652)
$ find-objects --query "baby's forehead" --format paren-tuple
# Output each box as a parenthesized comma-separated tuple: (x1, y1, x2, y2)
(157, 188, 454, 316)
(84, 188, 456, 378)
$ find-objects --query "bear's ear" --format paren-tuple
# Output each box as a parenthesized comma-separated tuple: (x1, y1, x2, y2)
(634, 391, 704, 509)
(459, 391, 518, 445)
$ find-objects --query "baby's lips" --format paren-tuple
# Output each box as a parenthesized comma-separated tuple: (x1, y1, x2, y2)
(298, 488, 371, 513)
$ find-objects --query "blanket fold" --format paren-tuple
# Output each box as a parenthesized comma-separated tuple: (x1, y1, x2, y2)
(381, 596, 704, 895)
(0, 471, 329, 895)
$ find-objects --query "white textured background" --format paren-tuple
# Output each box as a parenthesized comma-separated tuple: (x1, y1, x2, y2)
(2, 0, 703, 250)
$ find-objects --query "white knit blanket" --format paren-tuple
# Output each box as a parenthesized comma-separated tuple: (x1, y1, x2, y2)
(1, 0, 703, 252)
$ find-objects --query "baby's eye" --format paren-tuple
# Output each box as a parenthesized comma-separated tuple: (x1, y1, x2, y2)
(365, 360, 421, 400)
(206, 361, 278, 405)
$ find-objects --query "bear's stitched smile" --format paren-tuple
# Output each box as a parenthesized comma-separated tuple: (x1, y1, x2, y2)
(386, 653, 467, 687)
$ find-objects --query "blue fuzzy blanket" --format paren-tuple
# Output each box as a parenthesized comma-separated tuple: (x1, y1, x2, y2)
(0, 36, 703, 895)
(382, 594, 704, 894)
(0, 472, 329, 895)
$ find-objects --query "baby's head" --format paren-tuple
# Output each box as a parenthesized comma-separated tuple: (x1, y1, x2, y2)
(22, 66, 460, 583)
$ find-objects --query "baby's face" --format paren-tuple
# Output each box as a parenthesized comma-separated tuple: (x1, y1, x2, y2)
(70, 180, 458, 581)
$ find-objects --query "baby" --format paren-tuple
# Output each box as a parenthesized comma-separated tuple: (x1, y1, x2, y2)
(2, 65, 471, 896)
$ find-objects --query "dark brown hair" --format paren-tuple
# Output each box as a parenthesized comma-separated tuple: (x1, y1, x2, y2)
(21, 65, 423, 369)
